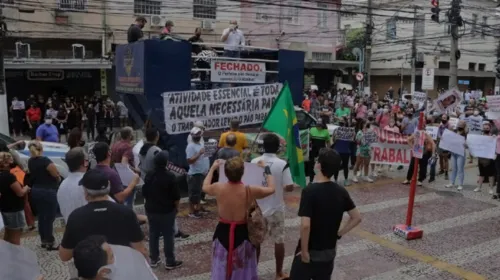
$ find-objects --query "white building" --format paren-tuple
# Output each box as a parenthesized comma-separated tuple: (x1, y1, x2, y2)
(340, 0, 500, 97)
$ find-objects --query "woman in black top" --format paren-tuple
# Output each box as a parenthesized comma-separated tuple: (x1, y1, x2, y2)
(142, 151, 182, 268)
(27, 141, 61, 250)
(67, 128, 85, 149)
(56, 104, 68, 142)
(0, 152, 30, 245)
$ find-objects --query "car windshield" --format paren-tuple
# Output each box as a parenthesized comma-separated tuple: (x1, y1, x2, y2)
(0, 132, 16, 145)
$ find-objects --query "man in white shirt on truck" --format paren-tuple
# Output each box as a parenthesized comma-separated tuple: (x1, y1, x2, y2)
(221, 20, 245, 58)
(251, 133, 294, 280)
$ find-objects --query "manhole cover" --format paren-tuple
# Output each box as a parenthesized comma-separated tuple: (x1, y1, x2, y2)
(434, 190, 464, 197)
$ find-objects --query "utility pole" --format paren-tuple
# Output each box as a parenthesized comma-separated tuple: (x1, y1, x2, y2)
(495, 41, 500, 95)
(449, 0, 462, 89)
(364, 0, 373, 93)
(0, 7, 9, 135)
(410, 6, 418, 94)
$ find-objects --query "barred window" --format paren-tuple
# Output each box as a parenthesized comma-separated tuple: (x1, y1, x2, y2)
(287, 0, 300, 25)
(58, 0, 86, 11)
(317, 3, 328, 28)
(193, 0, 217, 20)
(134, 0, 161, 15)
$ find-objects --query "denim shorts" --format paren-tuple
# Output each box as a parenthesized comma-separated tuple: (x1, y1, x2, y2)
(1, 210, 26, 230)
(187, 174, 204, 204)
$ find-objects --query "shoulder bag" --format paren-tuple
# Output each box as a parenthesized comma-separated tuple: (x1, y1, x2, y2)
(245, 186, 267, 246)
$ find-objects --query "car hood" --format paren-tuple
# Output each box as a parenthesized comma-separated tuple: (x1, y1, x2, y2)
(18, 141, 70, 158)
(327, 124, 338, 136)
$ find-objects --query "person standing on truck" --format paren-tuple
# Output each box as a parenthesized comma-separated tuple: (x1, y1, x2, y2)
(127, 16, 147, 43)
(221, 20, 245, 58)
(219, 119, 248, 153)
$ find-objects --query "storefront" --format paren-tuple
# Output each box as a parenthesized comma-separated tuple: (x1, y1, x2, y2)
(6, 69, 103, 99)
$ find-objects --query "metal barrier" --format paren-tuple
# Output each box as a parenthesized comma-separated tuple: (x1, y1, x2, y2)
(189, 42, 279, 89)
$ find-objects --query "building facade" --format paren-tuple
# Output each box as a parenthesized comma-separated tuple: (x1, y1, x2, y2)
(340, 0, 500, 97)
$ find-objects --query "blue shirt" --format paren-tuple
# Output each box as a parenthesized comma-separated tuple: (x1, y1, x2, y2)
(186, 142, 209, 175)
(402, 117, 417, 135)
(36, 124, 59, 142)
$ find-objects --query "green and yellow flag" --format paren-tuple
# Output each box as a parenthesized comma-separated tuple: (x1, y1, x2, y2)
(263, 82, 306, 187)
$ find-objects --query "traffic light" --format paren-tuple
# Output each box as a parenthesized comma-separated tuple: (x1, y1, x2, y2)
(431, 0, 440, 23)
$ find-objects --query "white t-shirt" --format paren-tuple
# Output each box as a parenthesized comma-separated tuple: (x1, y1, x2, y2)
(251, 153, 293, 217)
(221, 28, 245, 51)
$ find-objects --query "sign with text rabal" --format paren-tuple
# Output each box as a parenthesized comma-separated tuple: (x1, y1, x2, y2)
(162, 83, 282, 134)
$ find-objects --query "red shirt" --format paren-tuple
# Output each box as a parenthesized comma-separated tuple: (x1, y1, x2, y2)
(111, 140, 134, 167)
(26, 107, 41, 122)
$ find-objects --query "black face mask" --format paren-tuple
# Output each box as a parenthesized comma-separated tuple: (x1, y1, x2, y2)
(426, 120, 432, 124)
(458, 128, 464, 131)
(339, 122, 345, 127)
(442, 119, 447, 124)
(484, 130, 490, 134)
(368, 117, 374, 121)
(192, 136, 201, 142)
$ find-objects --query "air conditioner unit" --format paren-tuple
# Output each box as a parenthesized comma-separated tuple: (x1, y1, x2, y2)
(150, 15, 166, 27)
(201, 20, 215, 30)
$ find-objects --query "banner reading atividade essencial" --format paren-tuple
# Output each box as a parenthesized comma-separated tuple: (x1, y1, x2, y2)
(370, 128, 412, 166)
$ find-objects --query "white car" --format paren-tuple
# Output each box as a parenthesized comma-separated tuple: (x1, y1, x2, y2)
(0, 133, 70, 178)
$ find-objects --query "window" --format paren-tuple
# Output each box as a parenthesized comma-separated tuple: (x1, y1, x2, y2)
(386, 18, 396, 40)
(444, 23, 451, 34)
(438, 61, 450, 69)
(58, 0, 86, 11)
(317, 3, 328, 28)
(481, 16, 488, 39)
(256, 0, 272, 22)
(468, 62, 476, 71)
(287, 0, 300, 25)
(312, 52, 332, 61)
(415, 14, 425, 37)
(478, 63, 486, 71)
(134, 0, 160, 15)
(193, 0, 217, 19)
(0, 0, 15, 5)
(471, 14, 478, 37)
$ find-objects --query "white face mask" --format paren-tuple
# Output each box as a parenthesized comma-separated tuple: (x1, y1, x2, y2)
(473, 111, 479, 116)
(383, 108, 389, 113)
(45, 119, 52, 125)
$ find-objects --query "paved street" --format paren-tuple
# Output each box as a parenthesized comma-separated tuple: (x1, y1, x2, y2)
(22, 165, 500, 280)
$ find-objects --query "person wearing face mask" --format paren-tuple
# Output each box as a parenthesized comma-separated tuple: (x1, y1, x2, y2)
(335, 102, 350, 119)
(26, 102, 41, 139)
(376, 106, 391, 129)
(474, 122, 496, 194)
(332, 118, 352, 186)
(466, 110, 483, 164)
(383, 117, 400, 133)
(403, 126, 436, 186)
(36, 115, 59, 142)
(221, 20, 245, 58)
(355, 98, 368, 121)
(401, 110, 417, 136)
(444, 121, 468, 191)
(437, 114, 450, 180)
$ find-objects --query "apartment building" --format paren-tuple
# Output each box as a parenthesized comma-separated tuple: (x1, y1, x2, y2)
(340, 0, 500, 96)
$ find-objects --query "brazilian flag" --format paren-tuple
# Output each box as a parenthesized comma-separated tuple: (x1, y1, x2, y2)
(263, 82, 306, 187)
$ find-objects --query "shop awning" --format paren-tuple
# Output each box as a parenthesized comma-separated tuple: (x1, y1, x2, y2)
(5, 58, 113, 69)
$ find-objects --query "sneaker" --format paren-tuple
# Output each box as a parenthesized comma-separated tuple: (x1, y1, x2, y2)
(444, 184, 454, 188)
(175, 231, 190, 239)
(343, 179, 350, 187)
(150, 259, 161, 268)
(402, 180, 410, 184)
(474, 187, 481, 192)
(352, 176, 359, 183)
(371, 172, 378, 178)
(428, 178, 435, 183)
(457, 185, 463, 191)
(188, 213, 202, 219)
(489, 188, 494, 195)
(165, 261, 183, 270)
(356, 171, 361, 177)
(417, 181, 422, 186)
(364, 176, 374, 183)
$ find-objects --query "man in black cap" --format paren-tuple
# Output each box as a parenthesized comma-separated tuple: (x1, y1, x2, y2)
(127, 16, 147, 43)
(58, 169, 147, 264)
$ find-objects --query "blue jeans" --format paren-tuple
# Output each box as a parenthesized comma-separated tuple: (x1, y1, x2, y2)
(450, 153, 465, 185)
(148, 211, 176, 264)
(31, 188, 58, 244)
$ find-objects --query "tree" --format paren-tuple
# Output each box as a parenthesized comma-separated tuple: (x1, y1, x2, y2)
(337, 27, 365, 61)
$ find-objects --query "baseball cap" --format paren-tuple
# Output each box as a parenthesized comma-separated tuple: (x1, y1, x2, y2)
(193, 121, 205, 129)
(190, 127, 202, 135)
(79, 169, 109, 191)
(154, 150, 169, 168)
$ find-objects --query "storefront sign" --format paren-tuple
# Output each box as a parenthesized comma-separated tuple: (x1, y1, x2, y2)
(115, 42, 144, 94)
(65, 71, 92, 79)
(162, 83, 282, 134)
(27, 70, 64, 81)
(211, 60, 266, 84)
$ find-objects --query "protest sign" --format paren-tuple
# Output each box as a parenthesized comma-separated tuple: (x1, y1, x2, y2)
(219, 162, 265, 186)
(439, 129, 465, 156)
(412, 91, 427, 110)
(333, 127, 355, 141)
(246, 130, 310, 161)
(204, 139, 218, 158)
(371, 127, 411, 166)
(364, 131, 378, 145)
(448, 117, 459, 129)
(11, 100, 25, 110)
(486, 95, 500, 112)
(211, 60, 266, 84)
(109, 245, 158, 280)
(425, 126, 438, 140)
(412, 130, 425, 159)
(0, 214, 3, 231)
(0, 240, 41, 280)
(432, 88, 461, 113)
(466, 134, 496, 159)
(115, 163, 144, 186)
(465, 116, 483, 135)
(163, 83, 282, 134)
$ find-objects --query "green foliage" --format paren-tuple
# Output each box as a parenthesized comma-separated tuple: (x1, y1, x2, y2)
(338, 28, 365, 61)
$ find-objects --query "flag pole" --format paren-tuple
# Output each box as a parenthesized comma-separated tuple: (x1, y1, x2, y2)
(246, 82, 288, 161)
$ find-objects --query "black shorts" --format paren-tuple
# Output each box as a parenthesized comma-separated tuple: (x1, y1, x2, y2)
(478, 160, 495, 177)
(187, 174, 204, 204)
